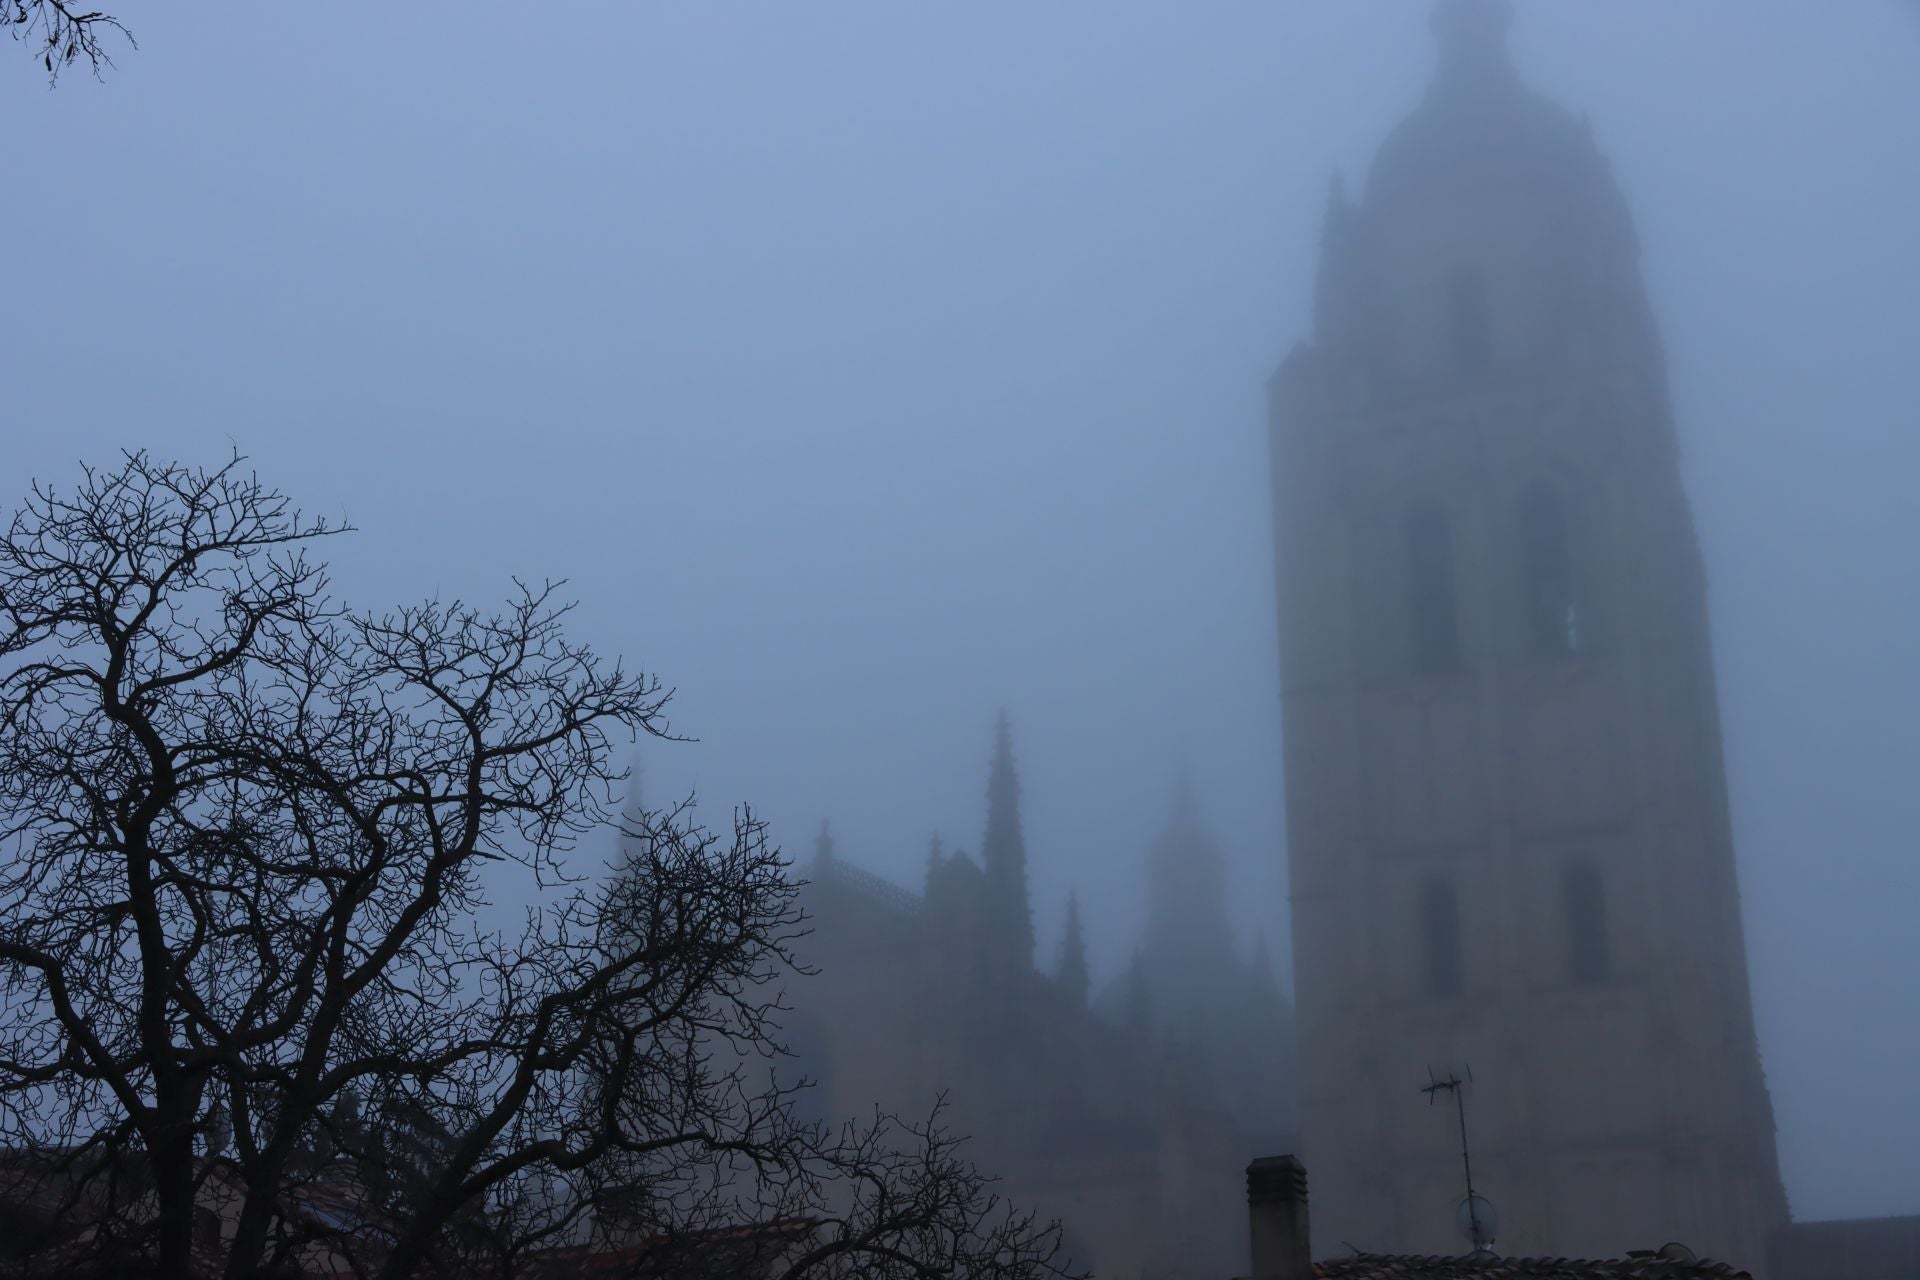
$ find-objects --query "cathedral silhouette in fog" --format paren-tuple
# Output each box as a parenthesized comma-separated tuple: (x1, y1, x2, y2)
(1270, 0, 1787, 1266)
(787, 713, 1295, 1279)
(782, 1, 1852, 1276)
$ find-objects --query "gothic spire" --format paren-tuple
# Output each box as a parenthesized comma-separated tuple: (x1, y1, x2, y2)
(1124, 948, 1151, 1036)
(615, 755, 654, 871)
(923, 831, 945, 889)
(1057, 891, 1089, 1012)
(1313, 164, 1368, 355)
(1170, 759, 1198, 827)
(980, 710, 1034, 970)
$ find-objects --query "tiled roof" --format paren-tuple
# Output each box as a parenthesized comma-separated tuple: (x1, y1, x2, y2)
(1312, 1252, 1752, 1280)
(1772, 1213, 1920, 1280)
(518, 1218, 818, 1279)
(806, 855, 924, 916)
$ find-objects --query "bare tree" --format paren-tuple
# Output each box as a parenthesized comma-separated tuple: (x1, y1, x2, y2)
(6, 0, 131, 81)
(0, 454, 1080, 1280)
(767, 1103, 1086, 1280)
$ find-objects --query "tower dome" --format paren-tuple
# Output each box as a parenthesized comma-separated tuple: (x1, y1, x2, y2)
(1143, 776, 1228, 957)
(1318, 0, 1646, 396)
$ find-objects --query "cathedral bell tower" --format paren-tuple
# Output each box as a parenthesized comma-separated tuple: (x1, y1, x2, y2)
(1269, 0, 1787, 1265)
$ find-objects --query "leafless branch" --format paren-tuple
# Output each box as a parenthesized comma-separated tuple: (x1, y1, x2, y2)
(6, 0, 133, 83)
(0, 454, 1080, 1280)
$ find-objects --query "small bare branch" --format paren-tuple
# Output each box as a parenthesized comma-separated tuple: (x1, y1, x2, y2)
(6, 0, 133, 83)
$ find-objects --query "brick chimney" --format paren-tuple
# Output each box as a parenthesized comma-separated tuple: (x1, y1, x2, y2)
(1247, 1155, 1312, 1280)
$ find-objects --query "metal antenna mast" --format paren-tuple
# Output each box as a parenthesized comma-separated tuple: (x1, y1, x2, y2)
(1423, 1065, 1496, 1252)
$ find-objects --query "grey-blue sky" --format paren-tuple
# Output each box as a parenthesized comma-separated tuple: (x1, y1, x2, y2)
(4, 0, 1917, 1223)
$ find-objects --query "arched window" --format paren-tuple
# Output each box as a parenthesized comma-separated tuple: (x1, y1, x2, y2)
(1564, 862, 1609, 984)
(1518, 484, 1579, 657)
(1448, 268, 1492, 373)
(1421, 878, 1462, 999)
(1405, 504, 1460, 674)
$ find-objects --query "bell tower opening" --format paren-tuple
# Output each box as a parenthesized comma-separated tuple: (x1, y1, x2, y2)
(1517, 483, 1579, 657)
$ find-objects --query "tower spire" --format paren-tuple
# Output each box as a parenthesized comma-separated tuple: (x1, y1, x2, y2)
(1124, 948, 1151, 1036)
(1430, 0, 1514, 81)
(1057, 891, 1089, 1012)
(615, 755, 654, 871)
(980, 710, 1034, 971)
(923, 831, 945, 889)
(1170, 759, 1198, 827)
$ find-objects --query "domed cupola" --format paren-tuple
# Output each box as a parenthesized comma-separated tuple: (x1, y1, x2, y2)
(1143, 775, 1229, 959)
(1317, 0, 1650, 399)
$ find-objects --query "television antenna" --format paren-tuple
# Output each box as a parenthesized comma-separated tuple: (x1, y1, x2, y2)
(1422, 1065, 1497, 1253)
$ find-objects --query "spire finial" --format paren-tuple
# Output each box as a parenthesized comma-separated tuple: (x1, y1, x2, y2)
(1125, 948, 1152, 1034)
(814, 818, 835, 867)
(1430, 0, 1513, 76)
(981, 710, 1034, 970)
(615, 754, 654, 869)
(1171, 761, 1198, 826)
(1058, 891, 1090, 1012)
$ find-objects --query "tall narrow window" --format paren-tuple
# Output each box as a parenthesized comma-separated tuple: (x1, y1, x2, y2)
(1448, 268, 1492, 373)
(1405, 504, 1460, 674)
(1565, 862, 1609, 984)
(1519, 484, 1578, 657)
(1421, 878, 1462, 999)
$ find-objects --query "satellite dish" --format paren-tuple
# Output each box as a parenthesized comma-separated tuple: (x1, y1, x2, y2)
(1455, 1194, 1499, 1251)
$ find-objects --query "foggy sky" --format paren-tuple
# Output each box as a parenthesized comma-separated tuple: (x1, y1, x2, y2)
(5, 1, 1918, 1224)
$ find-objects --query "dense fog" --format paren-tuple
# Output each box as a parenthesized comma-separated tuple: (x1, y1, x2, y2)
(4, 0, 1917, 1232)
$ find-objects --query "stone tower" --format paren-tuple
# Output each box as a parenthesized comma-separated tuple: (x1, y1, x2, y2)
(1269, 0, 1787, 1266)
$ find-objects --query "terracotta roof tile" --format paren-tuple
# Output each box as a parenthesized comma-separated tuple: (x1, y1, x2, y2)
(1312, 1253, 1753, 1280)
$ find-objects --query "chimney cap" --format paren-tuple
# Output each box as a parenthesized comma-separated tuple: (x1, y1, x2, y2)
(1247, 1154, 1308, 1204)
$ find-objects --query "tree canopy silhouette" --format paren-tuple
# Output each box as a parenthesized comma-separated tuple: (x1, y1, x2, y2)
(0, 453, 1080, 1280)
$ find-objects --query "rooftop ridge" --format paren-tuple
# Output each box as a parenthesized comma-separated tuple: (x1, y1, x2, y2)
(1311, 1252, 1752, 1279)
(806, 854, 923, 916)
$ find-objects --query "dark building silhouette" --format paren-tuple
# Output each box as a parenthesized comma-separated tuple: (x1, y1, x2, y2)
(786, 719, 1296, 1279)
(1269, 0, 1787, 1264)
